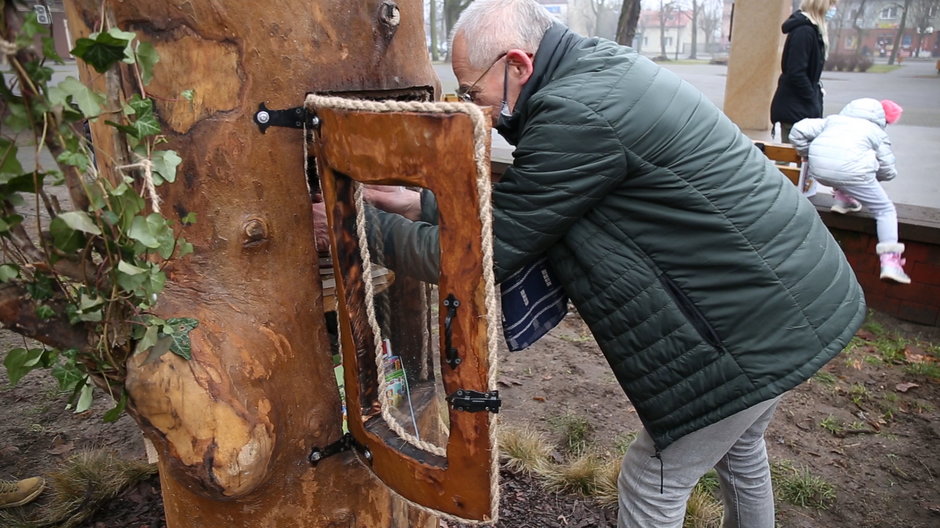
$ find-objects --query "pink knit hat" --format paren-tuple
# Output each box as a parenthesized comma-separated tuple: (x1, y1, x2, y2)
(881, 99, 903, 124)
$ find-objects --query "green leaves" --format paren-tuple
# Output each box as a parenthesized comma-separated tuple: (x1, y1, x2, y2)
(71, 29, 132, 73)
(150, 150, 182, 184)
(48, 76, 104, 118)
(4, 347, 55, 385)
(3, 19, 198, 424)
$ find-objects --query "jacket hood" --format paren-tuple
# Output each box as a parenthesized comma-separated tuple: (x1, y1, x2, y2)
(840, 97, 887, 128)
(782, 11, 815, 33)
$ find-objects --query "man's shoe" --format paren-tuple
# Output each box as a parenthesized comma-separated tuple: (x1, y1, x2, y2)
(830, 190, 863, 214)
(0, 477, 45, 508)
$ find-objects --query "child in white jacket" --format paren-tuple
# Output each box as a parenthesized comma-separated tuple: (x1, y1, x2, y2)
(790, 98, 909, 284)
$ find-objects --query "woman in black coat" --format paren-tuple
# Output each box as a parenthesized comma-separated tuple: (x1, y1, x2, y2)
(770, 0, 836, 142)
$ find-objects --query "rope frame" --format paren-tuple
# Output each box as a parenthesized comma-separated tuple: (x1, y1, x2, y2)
(306, 94, 501, 524)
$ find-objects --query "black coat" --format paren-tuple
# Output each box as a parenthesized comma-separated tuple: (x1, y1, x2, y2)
(770, 11, 825, 125)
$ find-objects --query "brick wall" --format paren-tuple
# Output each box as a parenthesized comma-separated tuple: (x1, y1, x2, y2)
(829, 229, 940, 326)
(815, 197, 940, 327)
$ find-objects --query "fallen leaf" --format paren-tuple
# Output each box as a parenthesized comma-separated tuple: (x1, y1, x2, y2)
(895, 382, 919, 393)
(541, 375, 553, 381)
(532, 396, 546, 402)
(903, 345, 933, 364)
(48, 436, 74, 455)
(497, 376, 524, 387)
(855, 328, 877, 341)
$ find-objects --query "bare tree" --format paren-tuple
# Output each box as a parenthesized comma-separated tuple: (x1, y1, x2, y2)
(615, 0, 643, 46)
(688, 0, 701, 58)
(698, 0, 723, 52)
(907, 0, 940, 57)
(657, 0, 677, 60)
(429, 0, 440, 60)
(889, 0, 914, 64)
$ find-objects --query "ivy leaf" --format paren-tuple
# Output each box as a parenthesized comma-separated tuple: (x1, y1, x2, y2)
(49, 216, 87, 252)
(35, 304, 56, 320)
(0, 264, 19, 282)
(181, 212, 197, 225)
(105, 28, 138, 63)
(181, 89, 194, 101)
(0, 138, 24, 180)
(150, 150, 181, 184)
(131, 113, 161, 138)
(48, 76, 104, 118)
(134, 324, 160, 355)
(72, 380, 94, 413)
(128, 215, 160, 248)
(161, 318, 198, 360)
(135, 41, 159, 85)
(103, 391, 128, 422)
(3, 348, 44, 385)
(56, 211, 102, 235)
(71, 32, 129, 73)
(56, 150, 91, 172)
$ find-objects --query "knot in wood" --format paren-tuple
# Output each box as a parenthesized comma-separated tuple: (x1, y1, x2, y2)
(243, 218, 269, 247)
(379, 1, 401, 31)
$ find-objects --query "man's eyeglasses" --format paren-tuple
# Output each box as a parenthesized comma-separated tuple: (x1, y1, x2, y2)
(456, 53, 507, 103)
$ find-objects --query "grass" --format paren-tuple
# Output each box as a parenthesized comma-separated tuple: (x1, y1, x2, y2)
(0, 450, 156, 528)
(548, 413, 594, 455)
(866, 64, 903, 73)
(772, 460, 836, 510)
(819, 414, 844, 436)
(499, 427, 550, 474)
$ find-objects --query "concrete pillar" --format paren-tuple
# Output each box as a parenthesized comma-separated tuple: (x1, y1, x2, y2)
(723, 0, 792, 140)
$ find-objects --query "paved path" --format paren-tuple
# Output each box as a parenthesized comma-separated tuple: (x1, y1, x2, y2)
(435, 59, 940, 209)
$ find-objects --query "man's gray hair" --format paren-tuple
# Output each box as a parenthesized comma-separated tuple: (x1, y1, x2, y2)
(451, 0, 556, 69)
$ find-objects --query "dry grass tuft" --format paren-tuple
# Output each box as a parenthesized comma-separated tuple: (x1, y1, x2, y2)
(683, 487, 724, 528)
(541, 453, 603, 496)
(499, 426, 552, 474)
(0, 450, 156, 528)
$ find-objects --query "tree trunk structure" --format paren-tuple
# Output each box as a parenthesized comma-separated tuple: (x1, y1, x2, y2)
(61, 1, 441, 526)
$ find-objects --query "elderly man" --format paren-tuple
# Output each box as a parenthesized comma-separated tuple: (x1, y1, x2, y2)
(344, 0, 865, 525)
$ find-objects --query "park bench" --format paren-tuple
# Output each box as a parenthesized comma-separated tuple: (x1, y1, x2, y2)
(753, 140, 803, 187)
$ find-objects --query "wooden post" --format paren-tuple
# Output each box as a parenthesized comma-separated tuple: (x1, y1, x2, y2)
(723, 0, 792, 139)
(61, 1, 440, 526)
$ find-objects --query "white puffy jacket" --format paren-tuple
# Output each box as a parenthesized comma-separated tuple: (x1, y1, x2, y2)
(789, 97, 898, 186)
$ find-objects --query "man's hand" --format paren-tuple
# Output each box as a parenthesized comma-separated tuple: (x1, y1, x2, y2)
(363, 185, 422, 221)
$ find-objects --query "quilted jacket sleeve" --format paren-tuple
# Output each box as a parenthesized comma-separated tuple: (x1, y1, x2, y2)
(874, 135, 898, 181)
(789, 118, 825, 157)
(491, 94, 627, 279)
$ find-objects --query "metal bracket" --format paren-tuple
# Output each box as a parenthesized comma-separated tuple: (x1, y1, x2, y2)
(253, 102, 319, 134)
(308, 433, 372, 465)
(446, 389, 501, 413)
(443, 294, 461, 369)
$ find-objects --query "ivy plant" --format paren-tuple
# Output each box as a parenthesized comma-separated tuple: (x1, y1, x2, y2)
(1, 12, 195, 419)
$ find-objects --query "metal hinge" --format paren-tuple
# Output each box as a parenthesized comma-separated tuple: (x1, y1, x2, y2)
(253, 102, 320, 134)
(447, 389, 501, 413)
(308, 432, 371, 465)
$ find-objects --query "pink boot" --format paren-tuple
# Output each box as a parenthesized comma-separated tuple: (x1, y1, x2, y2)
(877, 243, 911, 284)
(831, 189, 862, 214)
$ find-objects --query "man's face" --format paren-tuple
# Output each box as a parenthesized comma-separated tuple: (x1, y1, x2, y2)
(452, 34, 506, 127)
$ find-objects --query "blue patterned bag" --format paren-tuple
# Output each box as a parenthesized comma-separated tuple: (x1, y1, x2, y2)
(500, 257, 568, 352)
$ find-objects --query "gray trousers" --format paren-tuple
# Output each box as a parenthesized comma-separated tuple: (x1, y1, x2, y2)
(617, 395, 782, 528)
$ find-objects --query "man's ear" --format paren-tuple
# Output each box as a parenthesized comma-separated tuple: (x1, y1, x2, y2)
(505, 48, 534, 84)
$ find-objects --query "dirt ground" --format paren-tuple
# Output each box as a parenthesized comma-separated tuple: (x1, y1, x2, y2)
(1, 308, 938, 528)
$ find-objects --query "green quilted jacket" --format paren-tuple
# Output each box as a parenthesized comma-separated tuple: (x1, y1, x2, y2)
(379, 23, 866, 449)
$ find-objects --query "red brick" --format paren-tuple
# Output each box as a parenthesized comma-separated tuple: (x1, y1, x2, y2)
(867, 296, 900, 315)
(901, 242, 929, 262)
(911, 261, 940, 286)
(883, 281, 940, 305)
(895, 302, 940, 326)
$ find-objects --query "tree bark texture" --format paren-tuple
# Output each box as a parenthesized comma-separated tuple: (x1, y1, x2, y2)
(61, 1, 441, 526)
(615, 0, 641, 47)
